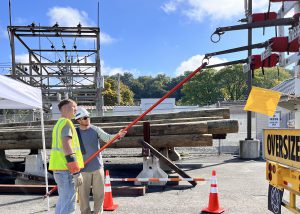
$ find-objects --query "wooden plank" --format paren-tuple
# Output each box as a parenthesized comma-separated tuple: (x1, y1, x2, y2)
(93, 116, 223, 126)
(92, 108, 230, 122)
(207, 119, 239, 134)
(0, 108, 230, 127)
(0, 116, 223, 130)
(113, 134, 212, 148)
(0, 119, 238, 139)
(138, 140, 197, 187)
(0, 134, 212, 149)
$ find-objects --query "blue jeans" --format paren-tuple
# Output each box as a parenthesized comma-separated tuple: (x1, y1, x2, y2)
(53, 171, 76, 214)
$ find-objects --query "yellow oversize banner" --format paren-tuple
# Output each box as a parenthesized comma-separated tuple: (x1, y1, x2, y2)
(264, 129, 300, 168)
(244, 86, 281, 117)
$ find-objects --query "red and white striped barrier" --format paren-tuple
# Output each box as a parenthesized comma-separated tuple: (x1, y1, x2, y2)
(109, 177, 208, 182)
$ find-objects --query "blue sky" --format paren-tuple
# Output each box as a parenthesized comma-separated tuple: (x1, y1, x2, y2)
(0, 0, 287, 77)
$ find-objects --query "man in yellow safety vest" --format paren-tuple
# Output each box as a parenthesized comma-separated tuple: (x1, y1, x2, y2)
(49, 99, 84, 214)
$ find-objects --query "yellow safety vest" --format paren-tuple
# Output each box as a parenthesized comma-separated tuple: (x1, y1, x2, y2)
(49, 117, 84, 171)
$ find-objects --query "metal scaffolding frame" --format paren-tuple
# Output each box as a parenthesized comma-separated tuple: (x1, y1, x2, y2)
(7, 24, 104, 115)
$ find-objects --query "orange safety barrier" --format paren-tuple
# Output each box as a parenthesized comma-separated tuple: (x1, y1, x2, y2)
(103, 170, 118, 211)
(202, 170, 225, 214)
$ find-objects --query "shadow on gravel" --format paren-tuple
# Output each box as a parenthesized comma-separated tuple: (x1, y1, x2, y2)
(104, 156, 266, 175)
(0, 196, 42, 207)
(105, 163, 142, 178)
(111, 185, 195, 197)
(28, 209, 49, 214)
(175, 163, 203, 171)
(146, 185, 194, 194)
(102, 155, 266, 194)
(188, 155, 265, 171)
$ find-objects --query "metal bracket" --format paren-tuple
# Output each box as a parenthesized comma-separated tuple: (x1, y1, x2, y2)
(135, 156, 168, 186)
(288, 23, 300, 43)
(135, 122, 168, 186)
(212, 17, 296, 42)
(206, 59, 248, 69)
(243, 62, 251, 74)
(139, 140, 197, 187)
(282, 52, 300, 67)
(261, 46, 273, 61)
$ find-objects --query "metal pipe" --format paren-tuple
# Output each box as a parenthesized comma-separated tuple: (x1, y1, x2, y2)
(9, 28, 16, 77)
(246, 0, 253, 140)
(205, 59, 248, 69)
(15, 34, 98, 38)
(31, 49, 97, 52)
(8, 0, 12, 27)
(204, 42, 267, 58)
(95, 26, 103, 116)
(211, 17, 296, 43)
(214, 17, 295, 34)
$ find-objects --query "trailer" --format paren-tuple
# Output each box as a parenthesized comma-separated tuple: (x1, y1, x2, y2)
(264, 129, 300, 213)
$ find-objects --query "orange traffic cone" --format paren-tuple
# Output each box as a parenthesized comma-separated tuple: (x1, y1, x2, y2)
(103, 170, 118, 211)
(201, 170, 225, 214)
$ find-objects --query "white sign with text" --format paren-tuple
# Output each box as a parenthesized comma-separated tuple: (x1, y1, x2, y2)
(268, 112, 281, 128)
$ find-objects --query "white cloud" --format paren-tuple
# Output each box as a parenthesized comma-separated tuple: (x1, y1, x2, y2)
(14, 54, 51, 75)
(15, 53, 49, 64)
(47, 7, 114, 45)
(15, 54, 30, 63)
(100, 32, 114, 44)
(79, 32, 115, 45)
(47, 7, 92, 27)
(101, 60, 139, 76)
(162, 0, 269, 22)
(0, 28, 8, 39)
(175, 54, 227, 76)
(161, 0, 181, 13)
(14, 17, 28, 25)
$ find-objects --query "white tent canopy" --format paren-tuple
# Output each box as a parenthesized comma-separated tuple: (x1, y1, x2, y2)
(0, 75, 42, 109)
(0, 75, 49, 210)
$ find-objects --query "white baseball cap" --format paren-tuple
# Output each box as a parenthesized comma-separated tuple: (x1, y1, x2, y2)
(75, 106, 90, 120)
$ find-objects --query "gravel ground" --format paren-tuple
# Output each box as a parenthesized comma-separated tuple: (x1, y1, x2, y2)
(0, 147, 297, 214)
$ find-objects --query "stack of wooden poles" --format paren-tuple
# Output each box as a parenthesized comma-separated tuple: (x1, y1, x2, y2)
(0, 108, 238, 150)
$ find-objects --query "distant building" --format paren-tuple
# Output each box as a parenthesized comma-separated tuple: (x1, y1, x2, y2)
(103, 98, 199, 116)
(209, 78, 296, 149)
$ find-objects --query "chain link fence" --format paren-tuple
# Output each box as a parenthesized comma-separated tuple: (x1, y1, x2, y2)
(0, 112, 51, 124)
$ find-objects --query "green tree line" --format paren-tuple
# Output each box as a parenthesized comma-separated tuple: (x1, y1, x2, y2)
(104, 65, 292, 106)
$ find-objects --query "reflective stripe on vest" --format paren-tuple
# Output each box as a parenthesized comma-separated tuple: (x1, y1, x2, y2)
(48, 118, 84, 171)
